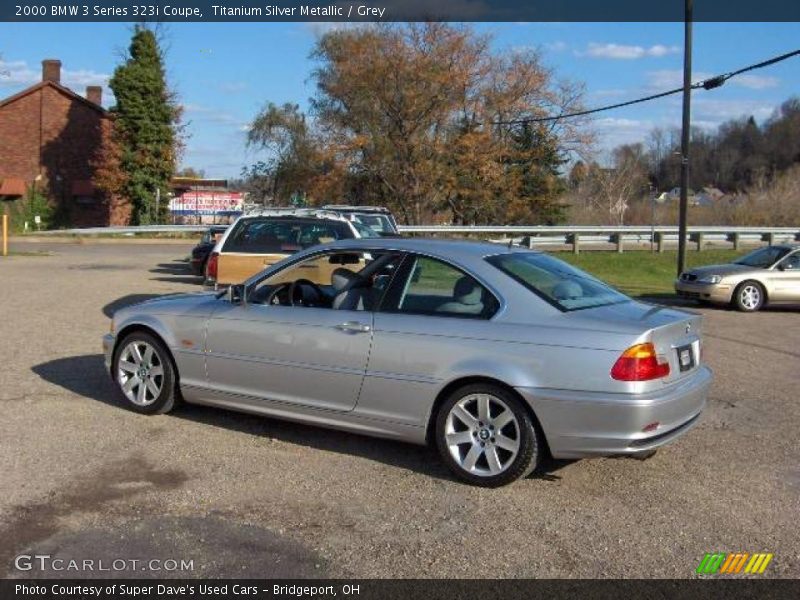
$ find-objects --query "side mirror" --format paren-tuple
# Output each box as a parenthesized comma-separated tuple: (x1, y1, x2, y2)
(226, 283, 246, 305)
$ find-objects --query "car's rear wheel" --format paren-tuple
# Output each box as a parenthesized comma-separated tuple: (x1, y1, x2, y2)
(113, 332, 177, 414)
(435, 384, 541, 487)
(733, 280, 765, 312)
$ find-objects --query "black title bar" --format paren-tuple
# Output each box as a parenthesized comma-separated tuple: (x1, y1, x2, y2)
(3, 579, 800, 600)
(3, 1, 800, 22)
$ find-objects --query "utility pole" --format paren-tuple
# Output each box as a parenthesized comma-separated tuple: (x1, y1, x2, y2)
(677, 0, 693, 276)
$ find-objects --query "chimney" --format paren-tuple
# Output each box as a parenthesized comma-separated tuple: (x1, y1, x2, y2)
(86, 86, 102, 106)
(42, 59, 61, 84)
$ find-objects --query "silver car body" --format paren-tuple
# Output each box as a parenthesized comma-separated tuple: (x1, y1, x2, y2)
(104, 239, 712, 458)
(675, 245, 800, 306)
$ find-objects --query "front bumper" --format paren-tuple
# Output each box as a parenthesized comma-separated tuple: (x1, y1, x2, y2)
(674, 279, 733, 304)
(103, 333, 115, 373)
(516, 365, 712, 458)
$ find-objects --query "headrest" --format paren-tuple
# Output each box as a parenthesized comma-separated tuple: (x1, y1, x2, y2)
(331, 268, 367, 292)
(552, 280, 583, 300)
(453, 276, 482, 305)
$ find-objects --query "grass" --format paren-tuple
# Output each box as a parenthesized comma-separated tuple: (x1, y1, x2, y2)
(1, 250, 53, 257)
(559, 249, 742, 298)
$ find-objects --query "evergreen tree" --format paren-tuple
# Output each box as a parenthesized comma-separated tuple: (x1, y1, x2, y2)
(108, 26, 180, 224)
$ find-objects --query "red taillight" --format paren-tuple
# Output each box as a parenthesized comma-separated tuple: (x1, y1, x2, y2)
(611, 343, 670, 382)
(206, 252, 219, 281)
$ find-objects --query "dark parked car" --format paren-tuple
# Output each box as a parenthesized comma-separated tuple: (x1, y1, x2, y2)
(190, 225, 229, 276)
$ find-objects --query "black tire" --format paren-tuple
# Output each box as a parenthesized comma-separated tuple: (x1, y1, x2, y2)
(112, 331, 178, 415)
(435, 383, 542, 487)
(732, 280, 765, 312)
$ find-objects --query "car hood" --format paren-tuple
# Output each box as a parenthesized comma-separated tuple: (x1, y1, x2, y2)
(684, 263, 756, 277)
(116, 292, 217, 318)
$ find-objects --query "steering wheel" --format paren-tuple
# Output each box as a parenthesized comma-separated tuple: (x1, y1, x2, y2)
(263, 282, 291, 306)
(289, 279, 325, 307)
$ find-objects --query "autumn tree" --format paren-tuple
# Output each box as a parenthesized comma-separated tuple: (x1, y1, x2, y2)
(100, 26, 181, 224)
(246, 23, 589, 224)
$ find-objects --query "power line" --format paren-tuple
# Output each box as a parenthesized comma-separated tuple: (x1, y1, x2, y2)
(491, 48, 800, 126)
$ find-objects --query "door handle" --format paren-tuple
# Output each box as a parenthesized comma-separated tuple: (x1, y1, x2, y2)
(335, 321, 371, 333)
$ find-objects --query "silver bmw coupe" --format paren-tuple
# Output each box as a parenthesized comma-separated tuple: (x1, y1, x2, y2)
(104, 238, 712, 487)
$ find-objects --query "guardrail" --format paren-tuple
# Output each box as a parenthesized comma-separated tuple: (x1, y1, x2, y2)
(29, 224, 800, 253)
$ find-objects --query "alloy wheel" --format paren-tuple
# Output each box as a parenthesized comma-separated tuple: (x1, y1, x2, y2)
(117, 340, 165, 406)
(739, 284, 761, 310)
(444, 393, 521, 477)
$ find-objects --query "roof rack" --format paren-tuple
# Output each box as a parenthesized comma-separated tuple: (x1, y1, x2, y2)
(322, 205, 391, 213)
(242, 206, 349, 221)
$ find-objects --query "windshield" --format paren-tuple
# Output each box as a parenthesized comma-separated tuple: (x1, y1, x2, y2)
(352, 213, 396, 234)
(351, 220, 383, 238)
(487, 252, 630, 311)
(733, 246, 790, 268)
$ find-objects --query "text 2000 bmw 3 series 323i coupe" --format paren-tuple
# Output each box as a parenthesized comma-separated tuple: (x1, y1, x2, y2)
(104, 239, 712, 487)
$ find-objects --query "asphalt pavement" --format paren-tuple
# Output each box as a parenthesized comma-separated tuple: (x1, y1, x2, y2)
(0, 240, 797, 578)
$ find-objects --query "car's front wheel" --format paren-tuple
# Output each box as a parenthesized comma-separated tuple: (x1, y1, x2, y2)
(113, 332, 177, 414)
(435, 384, 541, 487)
(733, 280, 765, 312)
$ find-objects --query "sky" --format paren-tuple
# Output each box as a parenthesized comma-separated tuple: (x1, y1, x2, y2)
(1, 21, 798, 178)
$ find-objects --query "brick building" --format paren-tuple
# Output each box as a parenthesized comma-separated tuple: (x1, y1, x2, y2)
(0, 59, 130, 226)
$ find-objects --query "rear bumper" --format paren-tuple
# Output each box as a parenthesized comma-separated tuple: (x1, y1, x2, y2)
(674, 280, 733, 304)
(189, 256, 205, 276)
(516, 365, 712, 458)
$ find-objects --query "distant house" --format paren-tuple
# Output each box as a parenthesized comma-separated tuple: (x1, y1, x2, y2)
(695, 186, 726, 207)
(0, 59, 129, 226)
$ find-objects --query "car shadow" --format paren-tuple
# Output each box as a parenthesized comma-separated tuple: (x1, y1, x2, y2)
(149, 260, 203, 286)
(102, 294, 169, 318)
(32, 354, 572, 486)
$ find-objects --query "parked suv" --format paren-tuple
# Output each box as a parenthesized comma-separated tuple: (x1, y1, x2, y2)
(205, 208, 379, 287)
(322, 205, 399, 236)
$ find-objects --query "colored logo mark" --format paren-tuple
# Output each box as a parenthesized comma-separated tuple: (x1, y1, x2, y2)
(696, 552, 773, 574)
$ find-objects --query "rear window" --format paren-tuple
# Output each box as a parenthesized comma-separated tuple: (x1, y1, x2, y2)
(222, 218, 351, 254)
(487, 252, 630, 311)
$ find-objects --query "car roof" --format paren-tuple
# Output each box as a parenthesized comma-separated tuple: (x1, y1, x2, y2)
(321, 236, 534, 259)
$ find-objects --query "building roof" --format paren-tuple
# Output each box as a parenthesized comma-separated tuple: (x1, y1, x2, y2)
(0, 80, 108, 115)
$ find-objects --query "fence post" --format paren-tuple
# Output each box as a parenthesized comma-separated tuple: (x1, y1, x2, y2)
(572, 233, 580, 255)
(656, 232, 665, 253)
(733, 232, 741, 251)
(615, 233, 624, 253)
(2, 213, 7, 257)
(696, 232, 704, 251)
(767, 232, 775, 246)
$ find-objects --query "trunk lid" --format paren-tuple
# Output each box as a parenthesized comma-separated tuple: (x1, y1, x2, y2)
(575, 301, 704, 384)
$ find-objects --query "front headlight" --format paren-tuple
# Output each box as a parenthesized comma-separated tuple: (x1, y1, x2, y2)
(697, 275, 722, 284)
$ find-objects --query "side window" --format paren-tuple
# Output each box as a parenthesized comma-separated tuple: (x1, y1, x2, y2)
(781, 253, 800, 270)
(386, 256, 497, 319)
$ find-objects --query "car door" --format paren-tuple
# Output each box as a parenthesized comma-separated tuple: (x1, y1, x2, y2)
(357, 254, 500, 426)
(205, 302, 373, 412)
(204, 250, 377, 411)
(767, 251, 800, 302)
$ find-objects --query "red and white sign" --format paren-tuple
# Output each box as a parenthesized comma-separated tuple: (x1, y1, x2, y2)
(169, 191, 244, 215)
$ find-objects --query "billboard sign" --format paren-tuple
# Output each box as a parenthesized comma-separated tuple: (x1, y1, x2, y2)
(169, 191, 244, 216)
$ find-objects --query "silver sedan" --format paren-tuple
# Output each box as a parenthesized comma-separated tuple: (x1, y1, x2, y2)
(675, 244, 800, 311)
(104, 238, 712, 487)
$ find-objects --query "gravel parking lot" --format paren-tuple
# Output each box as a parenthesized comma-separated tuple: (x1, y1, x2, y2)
(1, 240, 798, 579)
